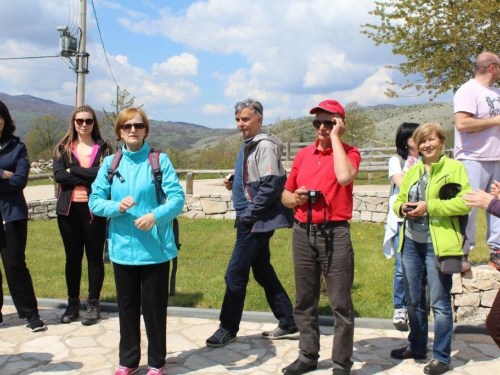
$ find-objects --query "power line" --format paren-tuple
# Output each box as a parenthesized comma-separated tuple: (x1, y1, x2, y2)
(0, 55, 60, 61)
(90, 0, 118, 87)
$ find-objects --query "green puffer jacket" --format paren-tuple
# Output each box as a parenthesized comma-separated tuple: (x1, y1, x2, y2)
(393, 154, 472, 257)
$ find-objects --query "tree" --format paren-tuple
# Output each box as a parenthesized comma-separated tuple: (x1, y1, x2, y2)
(343, 102, 376, 148)
(102, 86, 142, 148)
(24, 115, 66, 161)
(362, 0, 500, 98)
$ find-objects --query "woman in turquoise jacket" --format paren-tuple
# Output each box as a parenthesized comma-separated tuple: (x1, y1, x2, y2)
(390, 123, 471, 375)
(89, 108, 184, 375)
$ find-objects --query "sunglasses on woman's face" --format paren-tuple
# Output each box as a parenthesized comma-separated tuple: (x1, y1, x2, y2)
(121, 123, 146, 131)
(312, 119, 336, 129)
(75, 118, 94, 126)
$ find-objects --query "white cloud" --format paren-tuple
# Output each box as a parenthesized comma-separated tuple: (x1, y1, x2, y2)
(0, 0, 444, 128)
(152, 53, 198, 77)
(115, 0, 404, 121)
(202, 104, 227, 115)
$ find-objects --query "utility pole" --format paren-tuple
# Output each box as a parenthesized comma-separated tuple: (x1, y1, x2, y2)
(76, 0, 89, 107)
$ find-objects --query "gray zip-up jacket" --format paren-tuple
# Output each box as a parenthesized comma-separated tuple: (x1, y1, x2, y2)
(239, 131, 294, 232)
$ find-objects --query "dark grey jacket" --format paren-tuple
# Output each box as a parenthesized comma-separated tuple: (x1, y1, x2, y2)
(239, 131, 294, 232)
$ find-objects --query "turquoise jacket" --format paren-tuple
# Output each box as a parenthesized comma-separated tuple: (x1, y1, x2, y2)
(89, 142, 185, 265)
(393, 155, 471, 257)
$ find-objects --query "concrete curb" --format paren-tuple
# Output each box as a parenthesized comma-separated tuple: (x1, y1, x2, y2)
(4, 296, 488, 335)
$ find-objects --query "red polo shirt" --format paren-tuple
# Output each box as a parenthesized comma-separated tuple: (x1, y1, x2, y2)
(284, 139, 361, 223)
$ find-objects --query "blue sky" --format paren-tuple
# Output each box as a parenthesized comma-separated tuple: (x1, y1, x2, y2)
(0, 0, 452, 129)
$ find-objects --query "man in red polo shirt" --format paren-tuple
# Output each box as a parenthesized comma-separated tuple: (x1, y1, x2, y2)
(281, 99, 361, 375)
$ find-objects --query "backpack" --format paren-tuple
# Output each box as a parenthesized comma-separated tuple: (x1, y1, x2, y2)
(106, 147, 181, 296)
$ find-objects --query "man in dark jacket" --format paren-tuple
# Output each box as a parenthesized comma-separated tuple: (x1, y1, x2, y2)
(206, 98, 296, 347)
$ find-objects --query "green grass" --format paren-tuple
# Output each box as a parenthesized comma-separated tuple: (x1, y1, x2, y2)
(2, 216, 490, 319)
(27, 178, 53, 186)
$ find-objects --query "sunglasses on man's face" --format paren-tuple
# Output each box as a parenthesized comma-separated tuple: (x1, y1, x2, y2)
(75, 118, 94, 126)
(121, 123, 146, 131)
(312, 119, 336, 129)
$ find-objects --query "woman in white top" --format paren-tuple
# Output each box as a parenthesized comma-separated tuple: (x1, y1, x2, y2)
(383, 122, 419, 330)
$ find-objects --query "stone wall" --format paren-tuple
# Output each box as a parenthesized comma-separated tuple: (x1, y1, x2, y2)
(452, 265, 500, 323)
(29, 190, 389, 223)
(181, 191, 390, 223)
(27, 198, 57, 220)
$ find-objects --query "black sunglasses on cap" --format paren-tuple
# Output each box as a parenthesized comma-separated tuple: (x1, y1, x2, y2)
(121, 123, 146, 131)
(312, 119, 336, 129)
(75, 118, 94, 126)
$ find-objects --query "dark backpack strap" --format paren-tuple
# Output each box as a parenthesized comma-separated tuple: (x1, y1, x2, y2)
(149, 148, 165, 205)
(107, 149, 123, 184)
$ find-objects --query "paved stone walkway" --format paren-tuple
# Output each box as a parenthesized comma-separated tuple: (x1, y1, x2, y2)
(1, 304, 499, 374)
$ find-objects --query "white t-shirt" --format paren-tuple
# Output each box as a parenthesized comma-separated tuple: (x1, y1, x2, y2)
(454, 79, 500, 160)
(388, 155, 419, 195)
(383, 155, 419, 258)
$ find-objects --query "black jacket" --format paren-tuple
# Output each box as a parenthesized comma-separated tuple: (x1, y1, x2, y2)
(53, 138, 112, 216)
(0, 136, 29, 223)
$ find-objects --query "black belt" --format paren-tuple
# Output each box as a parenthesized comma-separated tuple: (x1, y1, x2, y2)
(294, 219, 347, 232)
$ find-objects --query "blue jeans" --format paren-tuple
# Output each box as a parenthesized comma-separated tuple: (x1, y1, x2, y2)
(219, 220, 295, 334)
(392, 223, 406, 309)
(401, 236, 453, 364)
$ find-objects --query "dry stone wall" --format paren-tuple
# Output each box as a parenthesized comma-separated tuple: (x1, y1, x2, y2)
(451, 265, 500, 323)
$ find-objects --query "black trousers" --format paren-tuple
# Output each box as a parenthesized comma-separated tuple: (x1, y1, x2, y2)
(292, 222, 354, 372)
(57, 202, 106, 300)
(113, 261, 170, 369)
(220, 220, 295, 334)
(0, 217, 39, 318)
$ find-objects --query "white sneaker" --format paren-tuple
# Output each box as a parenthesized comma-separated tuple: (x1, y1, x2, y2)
(393, 308, 408, 331)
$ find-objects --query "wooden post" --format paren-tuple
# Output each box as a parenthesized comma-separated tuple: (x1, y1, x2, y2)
(286, 142, 291, 161)
(186, 172, 194, 195)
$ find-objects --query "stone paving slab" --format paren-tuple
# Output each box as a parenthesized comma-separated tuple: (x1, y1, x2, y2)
(0, 304, 499, 375)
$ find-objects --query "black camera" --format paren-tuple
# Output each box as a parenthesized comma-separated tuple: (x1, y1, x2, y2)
(307, 190, 323, 204)
(226, 173, 234, 182)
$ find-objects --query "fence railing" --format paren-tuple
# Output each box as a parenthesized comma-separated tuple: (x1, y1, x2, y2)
(283, 143, 399, 172)
(27, 145, 453, 195)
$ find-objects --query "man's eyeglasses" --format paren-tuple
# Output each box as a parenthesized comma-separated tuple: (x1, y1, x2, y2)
(313, 119, 336, 129)
(75, 118, 94, 126)
(121, 123, 146, 131)
(234, 102, 262, 116)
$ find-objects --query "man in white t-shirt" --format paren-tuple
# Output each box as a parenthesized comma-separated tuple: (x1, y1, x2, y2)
(454, 51, 500, 270)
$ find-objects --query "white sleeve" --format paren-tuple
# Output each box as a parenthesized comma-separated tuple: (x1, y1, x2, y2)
(388, 156, 403, 179)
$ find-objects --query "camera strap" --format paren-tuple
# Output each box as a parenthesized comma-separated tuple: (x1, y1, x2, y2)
(306, 197, 328, 258)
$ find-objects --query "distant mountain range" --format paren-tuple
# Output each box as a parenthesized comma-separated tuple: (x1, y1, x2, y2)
(0, 92, 454, 152)
(0, 92, 238, 151)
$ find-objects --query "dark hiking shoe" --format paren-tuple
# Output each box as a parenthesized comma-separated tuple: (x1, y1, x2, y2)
(262, 325, 299, 339)
(81, 299, 100, 326)
(26, 314, 46, 332)
(424, 359, 450, 374)
(206, 327, 236, 347)
(282, 359, 317, 374)
(489, 250, 500, 271)
(390, 346, 427, 360)
(61, 298, 80, 323)
(0, 312, 4, 326)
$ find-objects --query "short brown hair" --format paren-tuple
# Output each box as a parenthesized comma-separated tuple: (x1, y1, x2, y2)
(412, 122, 446, 148)
(114, 108, 149, 142)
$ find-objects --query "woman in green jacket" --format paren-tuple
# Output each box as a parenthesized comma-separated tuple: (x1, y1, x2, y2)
(390, 123, 471, 375)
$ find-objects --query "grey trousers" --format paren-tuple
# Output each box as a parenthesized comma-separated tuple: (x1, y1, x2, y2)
(292, 222, 354, 371)
(461, 159, 500, 254)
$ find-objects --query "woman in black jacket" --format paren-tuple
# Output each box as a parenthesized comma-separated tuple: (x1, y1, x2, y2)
(53, 105, 111, 325)
(0, 100, 45, 332)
